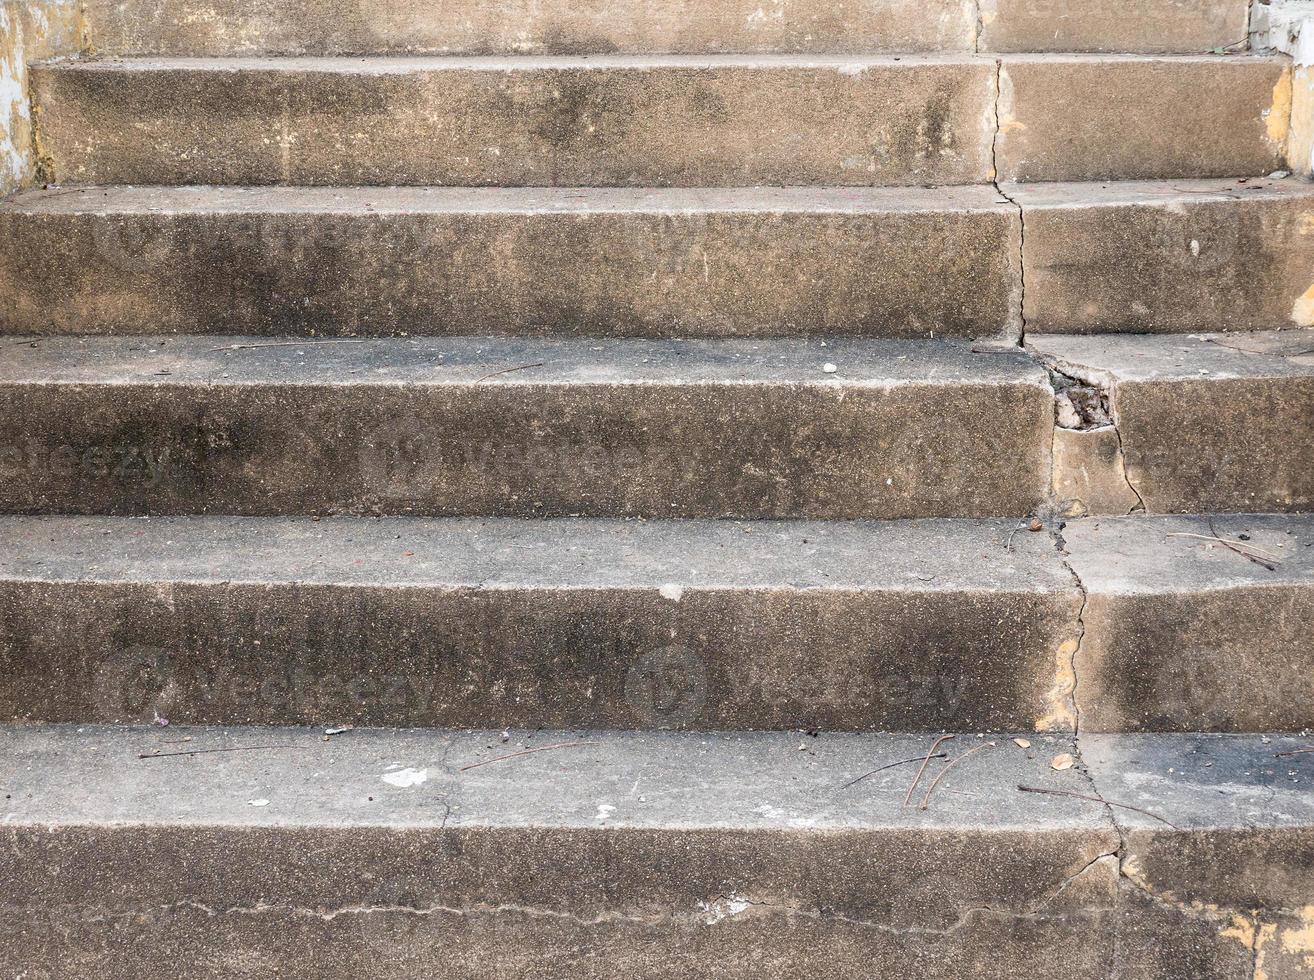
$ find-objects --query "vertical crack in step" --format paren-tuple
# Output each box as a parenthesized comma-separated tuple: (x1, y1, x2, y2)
(988, 58, 1026, 344)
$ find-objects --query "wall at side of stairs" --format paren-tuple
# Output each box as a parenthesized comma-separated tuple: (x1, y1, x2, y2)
(1253, 0, 1314, 175)
(1, 0, 83, 197)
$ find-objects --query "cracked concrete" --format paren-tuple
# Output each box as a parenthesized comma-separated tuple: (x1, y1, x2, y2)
(1, 724, 1309, 977)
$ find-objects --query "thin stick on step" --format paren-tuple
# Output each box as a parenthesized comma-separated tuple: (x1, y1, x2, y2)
(138, 743, 300, 760)
(1164, 532, 1281, 564)
(1276, 747, 1314, 758)
(473, 362, 546, 384)
(208, 340, 370, 352)
(1017, 785, 1178, 828)
(904, 734, 957, 807)
(839, 754, 949, 791)
(459, 740, 598, 772)
(1205, 517, 1278, 572)
(919, 742, 995, 811)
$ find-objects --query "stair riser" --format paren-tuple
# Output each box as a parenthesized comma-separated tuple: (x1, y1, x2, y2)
(32, 57, 1286, 187)
(83, 0, 980, 56)
(0, 382, 1054, 519)
(1117, 378, 1314, 514)
(3, 824, 1125, 980)
(995, 58, 1289, 183)
(0, 581, 1079, 731)
(81, 0, 1249, 56)
(31, 60, 999, 187)
(0, 202, 1021, 339)
(9, 181, 1314, 338)
(3, 822, 1302, 978)
(1017, 184, 1314, 334)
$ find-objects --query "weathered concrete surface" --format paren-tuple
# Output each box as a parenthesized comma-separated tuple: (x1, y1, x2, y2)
(80, 0, 978, 56)
(996, 56, 1291, 182)
(1030, 331, 1314, 514)
(1010, 178, 1314, 334)
(30, 55, 997, 187)
(1252, 0, 1314, 177)
(1082, 732, 1314, 979)
(1064, 514, 1314, 733)
(4, 725, 1312, 978)
(0, 185, 1022, 338)
(0, 515, 1081, 731)
(0, 725, 1118, 978)
(1051, 426, 1143, 517)
(0, 336, 1055, 519)
(979, 0, 1252, 54)
(0, 0, 83, 195)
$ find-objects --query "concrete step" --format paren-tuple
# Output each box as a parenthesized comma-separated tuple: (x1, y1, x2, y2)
(79, 0, 1252, 57)
(7, 179, 1313, 339)
(1008, 177, 1314, 335)
(2, 513, 1310, 733)
(30, 54, 1287, 187)
(1032, 331, 1314, 515)
(0, 185, 1023, 339)
(0, 514, 1080, 731)
(0, 335, 1054, 520)
(4, 724, 1312, 978)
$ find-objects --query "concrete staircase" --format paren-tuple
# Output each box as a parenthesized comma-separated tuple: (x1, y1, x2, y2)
(2, 1, 1312, 977)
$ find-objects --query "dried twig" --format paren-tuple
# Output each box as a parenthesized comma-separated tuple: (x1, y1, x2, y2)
(839, 754, 948, 791)
(904, 734, 957, 806)
(1204, 517, 1278, 572)
(1275, 747, 1314, 758)
(459, 740, 597, 771)
(474, 362, 546, 383)
(1165, 532, 1281, 564)
(138, 743, 299, 760)
(208, 340, 369, 352)
(919, 742, 995, 810)
(1017, 785, 1178, 828)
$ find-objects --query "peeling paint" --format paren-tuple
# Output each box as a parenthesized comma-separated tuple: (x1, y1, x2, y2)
(1292, 281, 1314, 325)
(0, 0, 85, 195)
(1035, 637, 1078, 732)
(1268, 68, 1295, 145)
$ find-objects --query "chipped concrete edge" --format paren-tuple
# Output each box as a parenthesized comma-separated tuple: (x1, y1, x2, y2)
(0, 0, 88, 197)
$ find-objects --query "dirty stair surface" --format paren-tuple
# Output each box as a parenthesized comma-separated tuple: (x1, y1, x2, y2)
(5, 724, 1313, 979)
(3, 0, 1313, 976)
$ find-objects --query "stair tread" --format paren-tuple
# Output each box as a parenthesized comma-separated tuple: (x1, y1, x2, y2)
(0, 514, 1071, 591)
(11, 176, 1310, 216)
(0, 334, 1047, 387)
(2, 513, 1310, 591)
(42, 52, 1288, 70)
(7, 723, 1311, 832)
(1029, 331, 1314, 382)
(4, 182, 1014, 215)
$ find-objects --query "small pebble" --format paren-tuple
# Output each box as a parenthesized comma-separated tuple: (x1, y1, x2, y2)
(822, 363, 838, 374)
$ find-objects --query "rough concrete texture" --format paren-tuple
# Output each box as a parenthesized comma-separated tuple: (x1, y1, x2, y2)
(1051, 426, 1144, 517)
(1010, 178, 1314, 334)
(0, 0, 83, 195)
(1030, 331, 1314, 514)
(1065, 514, 1314, 733)
(979, 0, 1252, 54)
(79, 0, 978, 56)
(995, 56, 1291, 182)
(0, 185, 1022, 338)
(0, 335, 1055, 519)
(2, 725, 1311, 978)
(0, 515, 1082, 731)
(29, 55, 998, 187)
(1251, 0, 1314, 176)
